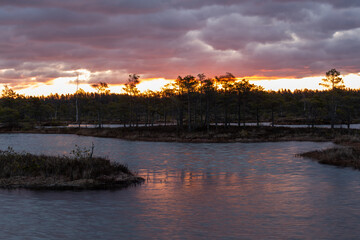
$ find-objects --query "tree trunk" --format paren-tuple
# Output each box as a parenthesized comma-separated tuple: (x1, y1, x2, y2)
(237, 94, 241, 127)
(164, 103, 167, 126)
(330, 94, 335, 129)
(187, 92, 191, 132)
(200, 89, 203, 127)
(205, 94, 210, 133)
(224, 93, 228, 127)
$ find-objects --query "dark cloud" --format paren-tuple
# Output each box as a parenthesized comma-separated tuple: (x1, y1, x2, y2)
(0, 66, 73, 84)
(0, 0, 172, 14)
(0, 0, 359, 88)
(198, 14, 292, 50)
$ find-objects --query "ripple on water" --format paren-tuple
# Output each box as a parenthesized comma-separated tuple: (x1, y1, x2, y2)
(0, 134, 359, 239)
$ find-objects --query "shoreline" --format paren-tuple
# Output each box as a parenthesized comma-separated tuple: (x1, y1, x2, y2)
(298, 147, 360, 171)
(2, 126, 360, 173)
(1, 125, 358, 143)
(0, 174, 145, 190)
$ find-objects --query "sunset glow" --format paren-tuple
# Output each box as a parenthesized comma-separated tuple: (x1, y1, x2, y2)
(7, 73, 358, 96)
(0, 1, 358, 96)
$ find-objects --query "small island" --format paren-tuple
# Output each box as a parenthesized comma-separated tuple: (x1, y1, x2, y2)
(299, 145, 360, 171)
(0, 148, 144, 190)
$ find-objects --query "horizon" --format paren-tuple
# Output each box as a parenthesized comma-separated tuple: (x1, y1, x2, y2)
(0, 1, 359, 96)
(3, 71, 359, 97)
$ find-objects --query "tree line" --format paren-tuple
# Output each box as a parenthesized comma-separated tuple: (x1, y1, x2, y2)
(0, 69, 357, 130)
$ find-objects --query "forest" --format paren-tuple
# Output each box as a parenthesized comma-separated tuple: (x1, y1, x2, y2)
(0, 69, 358, 131)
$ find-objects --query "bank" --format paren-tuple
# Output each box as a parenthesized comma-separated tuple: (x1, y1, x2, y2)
(2, 125, 360, 174)
(2, 125, 360, 143)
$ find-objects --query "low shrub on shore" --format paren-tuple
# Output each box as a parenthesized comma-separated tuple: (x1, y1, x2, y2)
(299, 147, 360, 170)
(0, 147, 131, 180)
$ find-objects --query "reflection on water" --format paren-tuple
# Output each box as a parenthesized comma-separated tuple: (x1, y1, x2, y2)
(42, 121, 360, 130)
(61, 122, 360, 129)
(0, 134, 360, 239)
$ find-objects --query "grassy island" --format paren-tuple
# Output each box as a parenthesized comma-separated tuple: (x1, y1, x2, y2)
(299, 147, 360, 171)
(0, 148, 144, 190)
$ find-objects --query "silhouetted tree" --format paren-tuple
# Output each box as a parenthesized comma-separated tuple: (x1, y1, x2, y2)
(0, 107, 20, 128)
(234, 79, 255, 126)
(202, 78, 215, 132)
(320, 68, 344, 128)
(123, 74, 140, 127)
(176, 75, 198, 131)
(197, 73, 206, 127)
(2, 71, 360, 132)
(217, 72, 236, 127)
(91, 82, 109, 128)
(320, 69, 344, 90)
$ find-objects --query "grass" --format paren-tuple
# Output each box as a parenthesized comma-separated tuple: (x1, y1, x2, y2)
(0, 147, 143, 189)
(298, 147, 360, 170)
(0, 147, 131, 179)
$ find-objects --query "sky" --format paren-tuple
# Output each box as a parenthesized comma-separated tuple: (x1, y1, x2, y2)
(0, 0, 360, 95)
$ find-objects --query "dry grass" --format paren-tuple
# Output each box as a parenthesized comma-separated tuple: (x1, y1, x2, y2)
(0, 148, 131, 180)
(299, 147, 360, 170)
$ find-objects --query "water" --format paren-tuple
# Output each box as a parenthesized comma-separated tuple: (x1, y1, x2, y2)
(0, 134, 359, 239)
(62, 122, 360, 129)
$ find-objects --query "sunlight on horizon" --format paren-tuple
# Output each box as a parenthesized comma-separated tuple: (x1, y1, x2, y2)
(9, 73, 360, 96)
(253, 74, 360, 91)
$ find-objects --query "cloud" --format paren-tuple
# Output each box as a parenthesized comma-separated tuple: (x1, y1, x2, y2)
(198, 14, 292, 50)
(0, 0, 359, 89)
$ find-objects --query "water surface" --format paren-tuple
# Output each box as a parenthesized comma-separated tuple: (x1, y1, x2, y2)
(0, 134, 359, 239)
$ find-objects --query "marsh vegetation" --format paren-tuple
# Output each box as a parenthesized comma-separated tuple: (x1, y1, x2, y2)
(299, 147, 360, 170)
(0, 147, 143, 190)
